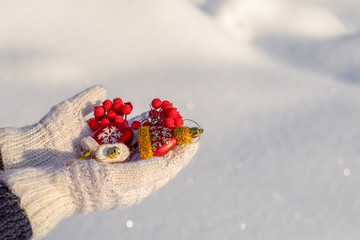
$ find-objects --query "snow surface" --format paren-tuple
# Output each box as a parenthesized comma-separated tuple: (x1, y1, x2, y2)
(1, 0, 360, 239)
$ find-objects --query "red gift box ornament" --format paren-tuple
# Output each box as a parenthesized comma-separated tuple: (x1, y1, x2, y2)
(137, 125, 203, 159)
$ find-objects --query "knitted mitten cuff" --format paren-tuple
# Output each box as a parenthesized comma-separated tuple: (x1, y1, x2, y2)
(0, 163, 76, 240)
(0, 182, 32, 240)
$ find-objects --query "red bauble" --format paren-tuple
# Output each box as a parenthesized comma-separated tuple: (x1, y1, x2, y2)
(138, 126, 177, 159)
(151, 126, 176, 156)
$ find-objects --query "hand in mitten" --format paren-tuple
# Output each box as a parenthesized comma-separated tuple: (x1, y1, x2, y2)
(0, 141, 199, 239)
(0, 86, 106, 170)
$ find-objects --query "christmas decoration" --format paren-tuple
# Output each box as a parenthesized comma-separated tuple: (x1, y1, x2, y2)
(87, 98, 133, 131)
(138, 126, 177, 159)
(81, 97, 203, 163)
(68, 143, 130, 165)
(134, 98, 203, 160)
(131, 98, 184, 130)
(137, 124, 203, 159)
(92, 122, 133, 145)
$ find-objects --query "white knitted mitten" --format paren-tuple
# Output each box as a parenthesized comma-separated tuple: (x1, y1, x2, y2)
(0, 142, 198, 239)
(0, 86, 106, 170)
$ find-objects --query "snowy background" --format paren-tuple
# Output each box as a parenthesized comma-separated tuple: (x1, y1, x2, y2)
(1, 0, 360, 239)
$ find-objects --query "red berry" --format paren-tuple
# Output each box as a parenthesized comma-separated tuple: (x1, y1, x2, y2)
(102, 99, 113, 110)
(161, 100, 172, 110)
(160, 108, 172, 119)
(87, 117, 97, 125)
(100, 118, 110, 126)
(94, 106, 105, 117)
(89, 121, 100, 131)
(124, 102, 133, 111)
(113, 115, 124, 123)
(142, 121, 150, 126)
(131, 121, 141, 130)
(106, 110, 117, 121)
(96, 115, 105, 121)
(151, 98, 162, 109)
(149, 109, 158, 118)
(113, 98, 123, 104)
(164, 118, 174, 128)
(162, 100, 171, 105)
(111, 101, 123, 113)
(167, 108, 178, 118)
(121, 104, 132, 115)
(174, 117, 183, 127)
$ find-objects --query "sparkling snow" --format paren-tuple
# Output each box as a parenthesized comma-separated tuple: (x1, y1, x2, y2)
(0, 0, 359, 239)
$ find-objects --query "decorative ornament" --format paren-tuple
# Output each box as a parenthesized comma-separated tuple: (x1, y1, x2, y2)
(137, 120, 203, 160)
(135, 98, 203, 159)
(138, 126, 177, 159)
(75, 96, 203, 164)
(92, 122, 133, 145)
(130, 98, 184, 130)
(131, 98, 203, 159)
(87, 98, 133, 131)
(68, 143, 130, 165)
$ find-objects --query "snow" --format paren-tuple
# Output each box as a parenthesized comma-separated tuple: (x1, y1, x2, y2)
(0, 0, 360, 239)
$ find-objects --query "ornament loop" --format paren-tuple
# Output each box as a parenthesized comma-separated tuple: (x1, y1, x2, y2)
(183, 119, 204, 143)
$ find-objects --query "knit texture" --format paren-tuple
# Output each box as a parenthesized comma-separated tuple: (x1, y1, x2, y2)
(0, 142, 199, 239)
(0, 182, 32, 240)
(0, 86, 106, 170)
(1, 163, 76, 239)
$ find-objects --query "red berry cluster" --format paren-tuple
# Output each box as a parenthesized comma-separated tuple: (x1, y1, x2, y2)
(131, 98, 184, 130)
(88, 98, 133, 131)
